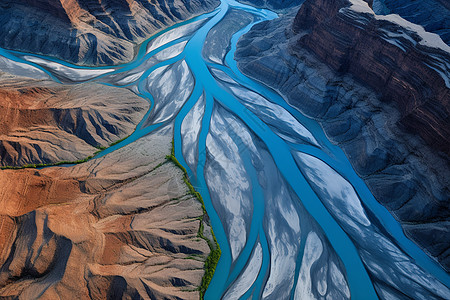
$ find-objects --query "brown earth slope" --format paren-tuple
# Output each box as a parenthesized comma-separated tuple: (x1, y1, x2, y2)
(0, 73, 148, 167)
(0, 126, 211, 299)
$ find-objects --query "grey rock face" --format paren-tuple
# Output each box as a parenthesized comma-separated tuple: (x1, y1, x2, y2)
(235, 1, 450, 273)
(373, 0, 450, 44)
(293, 0, 450, 156)
(0, 0, 219, 65)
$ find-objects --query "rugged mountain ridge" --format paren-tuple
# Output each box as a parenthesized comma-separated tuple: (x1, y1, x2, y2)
(237, 0, 301, 10)
(236, 0, 450, 271)
(294, 0, 450, 155)
(0, 73, 148, 167)
(0, 0, 219, 65)
(373, 0, 450, 44)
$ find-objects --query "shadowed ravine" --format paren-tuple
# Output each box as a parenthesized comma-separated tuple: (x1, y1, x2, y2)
(1, 0, 449, 299)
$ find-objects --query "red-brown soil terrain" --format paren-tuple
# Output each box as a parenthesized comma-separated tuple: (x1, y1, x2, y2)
(0, 71, 213, 298)
(0, 72, 148, 167)
(0, 126, 211, 299)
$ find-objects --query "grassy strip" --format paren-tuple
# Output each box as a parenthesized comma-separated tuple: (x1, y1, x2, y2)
(0, 156, 93, 170)
(94, 145, 108, 155)
(197, 221, 221, 298)
(109, 134, 130, 147)
(166, 141, 221, 299)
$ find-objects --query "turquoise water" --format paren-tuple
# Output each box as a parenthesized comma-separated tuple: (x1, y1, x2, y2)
(1, 1, 449, 299)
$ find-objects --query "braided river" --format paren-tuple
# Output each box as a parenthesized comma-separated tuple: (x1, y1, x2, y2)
(1, 0, 449, 299)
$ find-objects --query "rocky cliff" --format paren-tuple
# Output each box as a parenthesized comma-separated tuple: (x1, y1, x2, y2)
(237, 0, 302, 10)
(0, 0, 219, 65)
(236, 0, 450, 273)
(294, 0, 450, 155)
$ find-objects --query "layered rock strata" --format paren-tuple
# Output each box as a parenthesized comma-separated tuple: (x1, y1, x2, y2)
(236, 0, 450, 270)
(0, 73, 148, 167)
(0, 126, 211, 299)
(294, 0, 450, 155)
(0, 0, 219, 65)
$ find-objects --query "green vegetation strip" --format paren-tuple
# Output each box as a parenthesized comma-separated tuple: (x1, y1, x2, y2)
(0, 156, 93, 170)
(109, 134, 130, 147)
(166, 141, 221, 299)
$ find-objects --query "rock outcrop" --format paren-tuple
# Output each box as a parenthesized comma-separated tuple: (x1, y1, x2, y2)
(0, 73, 148, 167)
(236, 0, 450, 271)
(0, 126, 212, 299)
(294, 0, 450, 155)
(0, 0, 219, 65)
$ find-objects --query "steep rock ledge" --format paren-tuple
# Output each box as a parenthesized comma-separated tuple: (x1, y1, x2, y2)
(0, 0, 219, 65)
(373, 0, 450, 44)
(235, 0, 450, 272)
(237, 0, 302, 10)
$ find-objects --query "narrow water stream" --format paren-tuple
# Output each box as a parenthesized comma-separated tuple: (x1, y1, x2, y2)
(1, 1, 449, 299)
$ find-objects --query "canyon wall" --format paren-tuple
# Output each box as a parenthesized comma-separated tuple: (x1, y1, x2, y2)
(236, 0, 450, 271)
(237, 0, 302, 10)
(294, 0, 450, 155)
(373, 0, 450, 44)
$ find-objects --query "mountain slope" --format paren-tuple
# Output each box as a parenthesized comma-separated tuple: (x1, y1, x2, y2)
(0, 127, 211, 299)
(0, 73, 148, 167)
(373, 0, 450, 44)
(0, 0, 219, 65)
